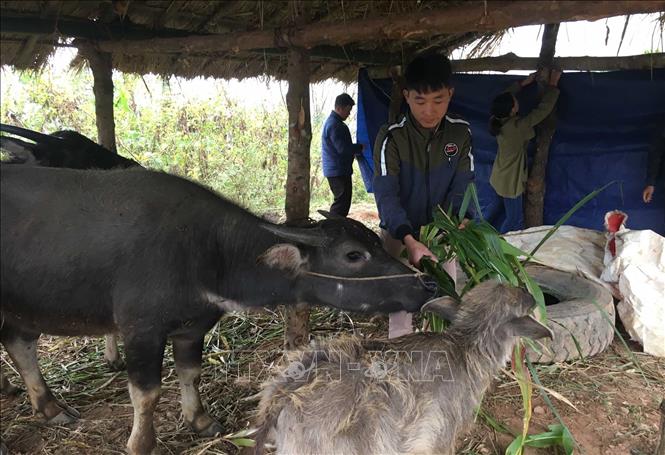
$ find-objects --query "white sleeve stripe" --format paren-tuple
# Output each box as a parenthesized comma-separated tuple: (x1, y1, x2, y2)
(445, 115, 470, 125)
(380, 137, 390, 176)
(467, 127, 474, 171)
(380, 118, 406, 176)
(388, 117, 407, 131)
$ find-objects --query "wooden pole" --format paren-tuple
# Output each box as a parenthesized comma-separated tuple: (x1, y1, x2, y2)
(524, 23, 560, 228)
(388, 66, 405, 124)
(657, 399, 665, 455)
(79, 45, 117, 152)
(283, 46, 312, 350)
(94, 1, 665, 56)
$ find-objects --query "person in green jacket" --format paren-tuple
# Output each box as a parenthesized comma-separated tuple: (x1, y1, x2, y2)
(488, 69, 561, 233)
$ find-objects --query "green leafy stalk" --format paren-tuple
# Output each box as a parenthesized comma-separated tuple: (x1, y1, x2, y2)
(527, 181, 616, 260)
(420, 181, 617, 455)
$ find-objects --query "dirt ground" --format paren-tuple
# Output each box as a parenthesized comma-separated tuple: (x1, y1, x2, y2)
(2, 204, 664, 454)
(2, 320, 663, 455)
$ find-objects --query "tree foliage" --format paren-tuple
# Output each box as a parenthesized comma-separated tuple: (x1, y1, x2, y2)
(0, 66, 371, 214)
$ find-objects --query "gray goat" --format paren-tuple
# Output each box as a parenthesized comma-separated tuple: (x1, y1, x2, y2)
(250, 280, 553, 455)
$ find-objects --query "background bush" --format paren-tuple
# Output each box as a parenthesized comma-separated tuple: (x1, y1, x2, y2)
(0, 64, 373, 215)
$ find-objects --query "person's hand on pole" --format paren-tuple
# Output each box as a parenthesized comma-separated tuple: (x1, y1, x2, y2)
(521, 72, 537, 87)
(643, 185, 655, 203)
(549, 69, 562, 87)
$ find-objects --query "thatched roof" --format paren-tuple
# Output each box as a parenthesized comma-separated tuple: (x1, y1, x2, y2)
(0, 0, 488, 82)
(1, 1, 663, 82)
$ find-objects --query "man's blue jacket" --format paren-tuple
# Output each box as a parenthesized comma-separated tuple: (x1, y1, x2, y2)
(321, 111, 362, 177)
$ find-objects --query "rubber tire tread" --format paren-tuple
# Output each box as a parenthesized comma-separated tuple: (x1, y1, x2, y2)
(525, 265, 615, 364)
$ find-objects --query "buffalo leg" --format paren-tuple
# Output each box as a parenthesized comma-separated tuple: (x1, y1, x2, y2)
(124, 334, 166, 455)
(104, 334, 125, 371)
(1, 330, 79, 424)
(173, 336, 223, 437)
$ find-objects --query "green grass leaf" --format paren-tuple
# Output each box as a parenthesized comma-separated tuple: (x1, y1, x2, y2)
(527, 181, 616, 260)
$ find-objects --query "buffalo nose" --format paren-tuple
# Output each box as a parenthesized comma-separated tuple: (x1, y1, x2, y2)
(419, 275, 439, 294)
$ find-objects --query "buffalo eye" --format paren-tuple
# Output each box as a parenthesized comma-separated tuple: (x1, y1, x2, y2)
(346, 251, 366, 262)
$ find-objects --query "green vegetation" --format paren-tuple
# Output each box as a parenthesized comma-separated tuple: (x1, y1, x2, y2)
(0, 66, 372, 215)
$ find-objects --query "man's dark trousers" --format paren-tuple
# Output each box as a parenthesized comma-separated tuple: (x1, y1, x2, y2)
(327, 176, 352, 217)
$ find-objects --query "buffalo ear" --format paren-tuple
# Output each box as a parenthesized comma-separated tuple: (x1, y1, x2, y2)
(259, 223, 329, 247)
(505, 315, 554, 340)
(420, 296, 459, 321)
(257, 244, 307, 275)
(317, 210, 345, 220)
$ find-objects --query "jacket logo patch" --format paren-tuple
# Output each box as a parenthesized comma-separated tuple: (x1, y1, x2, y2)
(444, 143, 458, 158)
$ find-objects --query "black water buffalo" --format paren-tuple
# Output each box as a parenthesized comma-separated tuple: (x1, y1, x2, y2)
(0, 165, 435, 455)
(1, 123, 140, 371)
(0, 123, 139, 169)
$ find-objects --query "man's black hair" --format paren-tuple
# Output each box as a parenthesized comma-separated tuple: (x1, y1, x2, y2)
(404, 52, 452, 93)
(334, 93, 355, 108)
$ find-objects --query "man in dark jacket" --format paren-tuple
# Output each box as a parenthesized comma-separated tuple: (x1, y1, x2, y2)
(373, 52, 474, 338)
(321, 93, 364, 216)
(642, 124, 665, 204)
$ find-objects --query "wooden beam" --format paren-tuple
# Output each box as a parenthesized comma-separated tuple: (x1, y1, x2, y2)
(255, 45, 402, 67)
(452, 53, 665, 72)
(0, 11, 193, 40)
(525, 24, 561, 228)
(95, 1, 665, 55)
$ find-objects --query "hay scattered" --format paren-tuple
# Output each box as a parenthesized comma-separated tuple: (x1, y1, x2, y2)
(2, 304, 663, 454)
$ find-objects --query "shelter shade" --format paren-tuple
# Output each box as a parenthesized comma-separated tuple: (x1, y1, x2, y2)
(95, 1, 665, 56)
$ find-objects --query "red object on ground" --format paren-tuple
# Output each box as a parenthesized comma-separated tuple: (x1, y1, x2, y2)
(604, 210, 628, 257)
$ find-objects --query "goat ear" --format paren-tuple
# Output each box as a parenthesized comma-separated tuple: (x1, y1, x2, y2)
(257, 244, 306, 275)
(421, 296, 459, 321)
(505, 315, 554, 340)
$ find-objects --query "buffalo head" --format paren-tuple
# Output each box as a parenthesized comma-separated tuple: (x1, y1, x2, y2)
(259, 216, 436, 313)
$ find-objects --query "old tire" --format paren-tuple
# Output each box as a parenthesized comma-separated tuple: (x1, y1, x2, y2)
(526, 265, 615, 364)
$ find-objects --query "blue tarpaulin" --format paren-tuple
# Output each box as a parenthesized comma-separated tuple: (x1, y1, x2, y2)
(356, 68, 665, 235)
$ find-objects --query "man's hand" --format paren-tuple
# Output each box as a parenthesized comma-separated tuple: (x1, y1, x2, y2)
(549, 69, 562, 87)
(403, 235, 437, 267)
(643, 185, 655, 203)
(521, 72, 537, 87)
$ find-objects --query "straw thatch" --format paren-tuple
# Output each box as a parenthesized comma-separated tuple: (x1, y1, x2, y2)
(0, 0, 492, 82)
(2, 1, 664, 82)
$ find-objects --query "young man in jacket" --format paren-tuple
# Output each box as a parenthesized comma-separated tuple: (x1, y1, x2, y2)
(321, 93, 364, 217)
(373, 53, 474, 338)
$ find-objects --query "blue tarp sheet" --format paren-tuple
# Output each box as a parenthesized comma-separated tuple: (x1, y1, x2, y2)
(356, 68, 665, 235)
